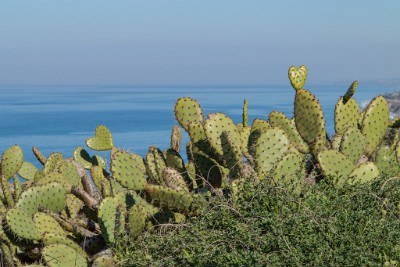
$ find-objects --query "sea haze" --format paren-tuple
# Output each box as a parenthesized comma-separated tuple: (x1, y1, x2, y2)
(0, 84, 396, 167)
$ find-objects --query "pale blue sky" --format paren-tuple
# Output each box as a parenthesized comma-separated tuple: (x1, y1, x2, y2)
(0, 1, 399, 85)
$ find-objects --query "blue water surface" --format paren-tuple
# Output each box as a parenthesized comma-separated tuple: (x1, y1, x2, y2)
(0, 84, 396, 167)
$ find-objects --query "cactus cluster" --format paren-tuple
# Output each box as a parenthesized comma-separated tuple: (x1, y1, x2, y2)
(1, 64, 399, 266)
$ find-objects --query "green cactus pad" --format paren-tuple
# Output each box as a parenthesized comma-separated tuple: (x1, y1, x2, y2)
(43, 153, 64, 174)
(66, 194, 84, 219)
(164, 148, 185, 172)
(187, 122, 207, 144)
(73, 146, 106, 169)
(248, 119, 272, 155)
(42, 243, 88, 267)
(15, 182, 66, 215)
(86, 125, 114, 151)
(32, 146, 47, 165)
(240, 126, 251, 158)
(288, 65, 308, 91)
(334, 97, 360, 135)
(35, 172, 72, 193)
(204, 113, 242, 157)
(33, 212, 65, 237)
(146, 146, 167, 185)
(174, 97, 204, 132)
(255, 128, 290, 180)
(42, 233, 87, 257)
(273, 150, 305, 195)
(111, 149, 147, 190)
(185, 161, 198, 190)
(98, 197, 117, 244)
(376, 145, 400, 177)
(361, 96, 390, 155)
(145, 184, 194, 214)
(220, 131, 243, 178)
(339, 127, 366, 164)
(348, 162, 380, 184)
(1, 145, 24, 180)
(294, 89, 327, 155)
(343, 81, 358, 104)
(56, 160, 81, 187)
(162, 167, 189, 192)
(268, 111, 309, 153)
(317, 150, 353, 186)
(6, 208, 40, 240)
(170, 125, 182, 152)
(90, 166, 110, 193)
(243, 99, 249, 127)
(128, 205, 147, 239)
(17, 161, 38, 181)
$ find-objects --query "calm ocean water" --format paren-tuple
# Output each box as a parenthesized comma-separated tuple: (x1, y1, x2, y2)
(0, 84, 397, 167)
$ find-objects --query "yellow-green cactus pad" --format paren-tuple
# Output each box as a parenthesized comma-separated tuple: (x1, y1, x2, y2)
(86, 125, 113, 151)
(17, 161, 38, 181)
(348, 162, 380, 185)
(334, 97, 360, 135)
(273, 150, 305, 195)
(162, 167, 189, 192)
(98, 197, 117, 244)
(6, 208, 40, 240)
(288, 65, 308, 91)
(255, 128, 290, 180)
(33, 212, 65, 237)
(174, 97, 204, 132)
(128, 205, 147, 239)
(317, 150, 353, 186)
(343, 81, 358, 104)
(42, 243, 88, 267)
(111, 149, 147, 190)
(73, 146, 106, 169)
(204, 113, 241, 157)
(339, 127, 366, 164)
(146, 146, 167, 185)
(269, 111, 309, 153)
(145, 184, 194, 214)
(361, 96, 390, 155)
(1, 145, 24, 180)
(294, 89, 327, 156)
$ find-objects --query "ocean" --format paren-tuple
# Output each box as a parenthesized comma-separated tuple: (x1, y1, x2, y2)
(0, 84, 397, 167)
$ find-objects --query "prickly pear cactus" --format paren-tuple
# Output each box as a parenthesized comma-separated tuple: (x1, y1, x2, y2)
(174, 97, 204, 131)
(243, 99, 248, 127)
(343, 81, 358, 104)
(348, 162, 380, 184)
(73, 146, 106, 169)
(334, 97, 360, 135)
(42, 243, 88, 267)
(204, 113, 241, 157)
(1, 145, 24, 180)
(128, 205, 147, 239)
(268, 111, 309, 153)
(376, 145, 400, 177)
(339, 127, 366, 164)
(111, 149, 147, 190)
(86, 125, 114, 151)
(146, 146, 167, 185)
(98, 197, 117, 244)
(288, 65, 308, 91)
(361, 96, 390, 155)
(6, 208, 40, 240)
(170, 125, 182, 152)
(294, 89, 327, 156)
(255, 128, 290, 180)
(162, 167, 189, 192)
(248, 119, 271, 156)
(145, 184, 194, 214)
(317, 150, 353, 186)
(17, 161, 38, 181)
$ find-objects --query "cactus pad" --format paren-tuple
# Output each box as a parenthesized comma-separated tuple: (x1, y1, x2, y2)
(334, 97, 360, 135)
(170, 125, 182, 152)
(111, 150, 147, 190)
(17, 161, 38, 181)
(162, 167, 189, 192)
(204, 113, 241, 156)
(343, 81, 358, 104)
(339, 127, 366, 164)
(255, 128, 290, 180)
(33, 212, 65, 237)
(15, 182, 66, 215)
(1, 145, 24, 180)
(98, 197, 117, 244)
(361, 96, 390, 155)
(288, 65, 308, 91)
(318, 150, 353, 186)
(73, 146, 106, 169)
(348, 162, 380, 184)
(145, 184, 194, 214)
(6, 208, 40, 240)
(294, 89, 327, 155)
(376, 145, 399, 177)
(273, 150, 305, 195)
(174, 97, 204, 131)
(269, 111, 309, 153)
(128, 205, 147, 239)
(86, 125, 113, 151)
(42, 243, 88, 267)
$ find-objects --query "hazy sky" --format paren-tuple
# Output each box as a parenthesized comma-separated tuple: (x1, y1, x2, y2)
(0, 1, 399, 85)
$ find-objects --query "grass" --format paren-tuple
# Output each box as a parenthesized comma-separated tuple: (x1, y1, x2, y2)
(113, 176, 400, 266)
